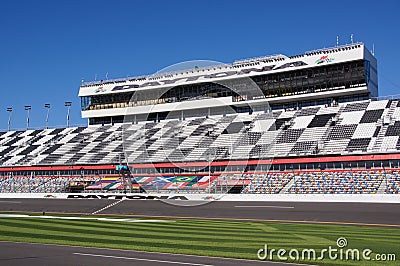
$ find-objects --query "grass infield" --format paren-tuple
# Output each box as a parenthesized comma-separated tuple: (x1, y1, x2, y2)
(0, 213, 398, 265)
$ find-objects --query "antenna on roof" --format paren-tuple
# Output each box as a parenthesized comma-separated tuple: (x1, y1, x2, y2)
(372, 43, 375, 56)
(106, 72, 109, 80)
(336, 36, 339, 46)
(351, 34, 354, 44)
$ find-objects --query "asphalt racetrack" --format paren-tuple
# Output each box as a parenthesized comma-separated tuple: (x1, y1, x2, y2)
(0, 199, 399, 226)
(0, 241, 292, 266)
(1, 199, 399, 265)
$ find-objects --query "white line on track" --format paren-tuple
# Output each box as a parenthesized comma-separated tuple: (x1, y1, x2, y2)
(73, 252, 214, 266)
(0, 241, 311, 266)
(91, 199, 125, 214)
(234, 205, 294, 209)
(0, 201, 21, 203)
(0, 214, 174, 223)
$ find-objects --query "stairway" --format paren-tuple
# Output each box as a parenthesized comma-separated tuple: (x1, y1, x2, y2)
(280, 177, 296, 194)
(372, 100, 398, 152)
(377, 175, 388, 194)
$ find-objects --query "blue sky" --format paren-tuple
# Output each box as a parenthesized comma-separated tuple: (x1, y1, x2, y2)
(0, 0, 399, 130)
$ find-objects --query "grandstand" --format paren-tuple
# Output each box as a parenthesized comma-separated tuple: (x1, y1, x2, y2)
(1, 42, 400, 195)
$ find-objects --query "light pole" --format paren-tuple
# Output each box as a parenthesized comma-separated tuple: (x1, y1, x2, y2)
(6, 107, 12, 131)
(44, 103, 50, 129)
(206, 149, 215, 194)
(65, 101, 72, 127)
(24, 106, 31, 130)
(207, 154, 212, 194)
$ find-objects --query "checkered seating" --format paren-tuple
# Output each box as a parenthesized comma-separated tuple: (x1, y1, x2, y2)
(0, 99, 400, 167)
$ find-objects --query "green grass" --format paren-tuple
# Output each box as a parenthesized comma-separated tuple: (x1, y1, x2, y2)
(0, 213, 398, 265)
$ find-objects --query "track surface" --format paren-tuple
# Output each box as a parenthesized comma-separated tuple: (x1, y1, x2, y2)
(1, 199, 399, 265)
(0, 242, 291, 266)
(0, 199, 400, 225)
